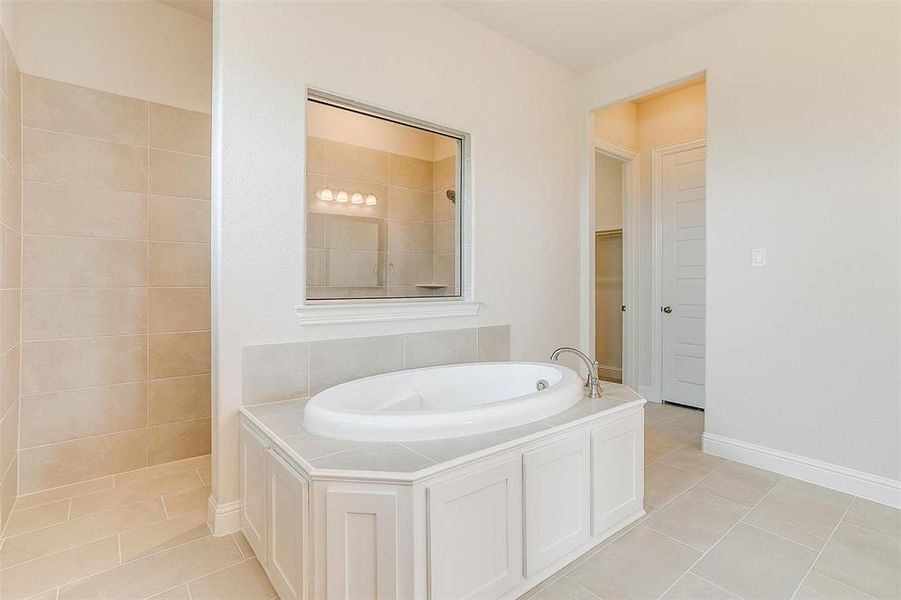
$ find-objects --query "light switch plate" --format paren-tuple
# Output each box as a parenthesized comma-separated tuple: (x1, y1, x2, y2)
(752, 248, 767, 267)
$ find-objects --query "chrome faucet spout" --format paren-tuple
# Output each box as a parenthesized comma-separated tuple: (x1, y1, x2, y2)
(550, 347, 602, 399)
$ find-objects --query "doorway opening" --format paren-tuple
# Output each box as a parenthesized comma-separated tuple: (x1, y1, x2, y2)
(589, 76, 707, 409)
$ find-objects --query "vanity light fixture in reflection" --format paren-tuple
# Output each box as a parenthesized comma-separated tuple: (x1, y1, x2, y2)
(315, 188, 378, 206)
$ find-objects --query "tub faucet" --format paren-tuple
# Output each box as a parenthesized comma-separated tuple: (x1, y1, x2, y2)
(550, 347, 602, 399)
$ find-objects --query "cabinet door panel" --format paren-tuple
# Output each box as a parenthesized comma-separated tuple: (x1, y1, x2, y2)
(240, 421, 269, 563)
(268, 450, 309, 600)
(428, 456, 522, 599)
(591, 412, 644, 535)
(524, 433, 590, 575)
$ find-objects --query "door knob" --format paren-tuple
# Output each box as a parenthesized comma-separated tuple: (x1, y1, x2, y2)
(661, 306, 673, 314)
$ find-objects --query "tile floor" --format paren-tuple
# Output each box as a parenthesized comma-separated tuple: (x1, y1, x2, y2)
(0, 455, 276, 600)
(1, 405, 898, 600)
(522, 402, 901, 600)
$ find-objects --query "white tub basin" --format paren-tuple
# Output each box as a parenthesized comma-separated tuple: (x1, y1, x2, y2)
(302, 362, 584, 442)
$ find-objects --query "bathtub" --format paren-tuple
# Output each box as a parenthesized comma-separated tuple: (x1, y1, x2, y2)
(302, 362, 584, 442)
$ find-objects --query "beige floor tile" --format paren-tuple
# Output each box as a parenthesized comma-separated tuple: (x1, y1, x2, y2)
(162, 485, 210, 517)
(197, 464, 212, 485)
(696, 461, 782, 507)
(13, 477, 113, 512)
(231, 531, 255, 559)
(692, 523, 818, 600)
(0, 537, 119, 600)
(3, 499, 69, 537)
(23, 589, 59, 600)
(670, 410, 705, 433)
(659, 447, 726, 476)
(1, 498, 165, 567)
(188, 558, 276, 600)
(69, 470, 202, 519)
(843, 497, 901, 540)
(644, 402, 690, 421)
(645, 488, 749, 551)
(645, 428, 692, 459)
(813, 523, 901, 599)
(645, 412, 675, 430)
(795, 573, 873, 600)
(644, 463, 704, 511)
(743, 479, 852, 550)
(114, 455, 210, 488)
(147, 585, 191, 600)
(661, 573, 739, 599)
(119, 509, 209, 562)
(58, 535, 243, 600)
(531, 576, 598, 600)
(569, 526, 700, 599)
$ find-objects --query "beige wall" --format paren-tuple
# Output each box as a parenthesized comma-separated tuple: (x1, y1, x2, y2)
(0, 25, 21, 532)
(595, 151, 623, 231)
(19, 76, 212, 493)
(594, 101, 638, 150)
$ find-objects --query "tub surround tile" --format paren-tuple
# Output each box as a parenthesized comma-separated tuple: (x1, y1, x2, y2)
(401, 420, 549, 463)
(309, 334, 404, 395)
(403, 328, 477, 369)
(242, 399, 310, 439)
(243, 342, 310, 405)
(477, 325, 511, 362)
(309, 442, 436, 473)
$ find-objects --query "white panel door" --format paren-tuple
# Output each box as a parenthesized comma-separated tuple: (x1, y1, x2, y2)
(660, 144, 706, 408)
(268, 450, 309, 600)
(428, 457, 523, 599)
(523, 433, 590, 576)
(239, 421, 269, 563)
(326, 489, 398, 599)
(591, 411, 644, 535)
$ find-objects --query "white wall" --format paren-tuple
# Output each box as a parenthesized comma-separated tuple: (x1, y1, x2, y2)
(213, 1, 578, 510)
(15, 0, 211, 111)
(579, 2, 900, 481)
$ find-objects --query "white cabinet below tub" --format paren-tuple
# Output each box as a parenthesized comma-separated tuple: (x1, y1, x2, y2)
(591, 412, 644, 535)
(523, 432, 591, 576)
(239, 421, 310, 600)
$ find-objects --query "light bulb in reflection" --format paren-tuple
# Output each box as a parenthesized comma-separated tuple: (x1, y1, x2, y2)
(318, 188, 334, 202)
(336, 190, 349, 203)
(365, 194, 378, 206)
(351, 192, 363, 205)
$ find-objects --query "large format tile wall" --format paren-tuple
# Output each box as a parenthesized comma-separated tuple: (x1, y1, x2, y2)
(242, 325, 510, 405)
(18, 76, 211, 493)
(0, 28, 22, 532)
(306, 136, 458, 298)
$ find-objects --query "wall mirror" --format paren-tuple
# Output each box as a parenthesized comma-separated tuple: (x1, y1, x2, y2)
(305, 92, 464, 301)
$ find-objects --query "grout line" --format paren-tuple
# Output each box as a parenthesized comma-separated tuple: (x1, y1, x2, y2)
(738, 521, 820, 552)
(690, 572, 742, 599)
(838, 518, 899, 541)
(397, 443, 438, 464)
(22, 125, 211, 159)
(117, 534, 123, 565)
(562, 575, 604, 599)
(788, 501, 854, 599)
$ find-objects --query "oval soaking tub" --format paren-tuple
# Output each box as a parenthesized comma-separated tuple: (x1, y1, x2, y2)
(303, 362, 584, 442)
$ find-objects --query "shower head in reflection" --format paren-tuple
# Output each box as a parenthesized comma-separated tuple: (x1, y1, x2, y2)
(446, 190, 456, 204)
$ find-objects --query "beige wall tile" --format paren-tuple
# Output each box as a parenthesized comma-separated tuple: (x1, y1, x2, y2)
(1, 344, 20, 418)
(148, 418, 211, 465)
(404, 328, 477, 369)
(150, 287, 210, 333)
(324, 213, 386, 251)
(13, 475, 113, 512)
(0, 536, 120, 600)
(23, 75, 149, 146)
(242, 342, 309, 405)
(22, 335, 147, 394)
(23, 236, 148, 287)
(150, 149, 210, 199)
(388, 220, 433, 253)
(434, 252, 456, 286)
(0, 454, 18, 533)
(388, 252, 432, 286)
(163, 484, 210, 517)
(23, 182, 148, 239)
(306, 211, 326, 248)
(148, 374, 211, 425)
(3, 498, 69, 538)
(69, 470, 201, 519)
(114, 454, 209, 487)
(150, 242, 210, 287)
(1, 288, 20, 354)
(58, 535, 243, 600)
(309, 335, 404, 395)
(1, 156, 22, 230)
(1, 224, 22, 287)
(433, 190, 456, 222)
(0, 498, 165, 568)
(326, 140, 389, 183)
(150, 196, 210, 242)
(2, 100, 22, 173)
(1, 399, 17, 479)
(390, 153, 433, 190)
(325, 249, 386, 288)
(120, 509, 209, 562)
(477, 325, 511, 362)
(434, 155, 455, 191)
(23, 288, 148, 340)
(388, 185, 432, 222)
(18, 428, 147, 493)
(149, 332, 210, 378)
(307, 136, 325, 174)
(24, 128, 147, 192)
(188, 558, 277, 600)
(434, 220, 456, 254)
(20, 382, 147, 447)
(150, 103, 211, 156)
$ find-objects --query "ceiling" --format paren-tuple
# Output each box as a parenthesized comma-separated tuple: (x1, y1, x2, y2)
(153, 0, 212, 21)
(444, 1, 742, 72)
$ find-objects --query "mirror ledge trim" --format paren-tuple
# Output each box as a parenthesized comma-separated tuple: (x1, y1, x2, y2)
(295, 300, 480, 326)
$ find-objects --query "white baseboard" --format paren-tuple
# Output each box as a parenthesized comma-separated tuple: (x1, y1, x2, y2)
(207, 495, 242, 536)
(702, 433, 901, 508)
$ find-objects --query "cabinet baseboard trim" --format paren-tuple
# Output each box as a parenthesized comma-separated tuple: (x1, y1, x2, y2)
(702, 433, 901, 508)
(207, 496, 242, 536)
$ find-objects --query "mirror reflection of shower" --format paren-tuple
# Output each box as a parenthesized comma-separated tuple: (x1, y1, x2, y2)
(446, 189, 456, 204)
